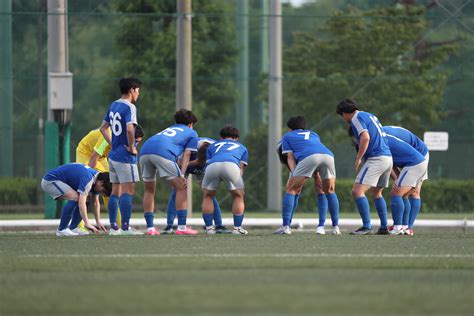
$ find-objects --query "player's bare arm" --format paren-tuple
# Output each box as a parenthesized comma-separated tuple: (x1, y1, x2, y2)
(287, 152, 297, 173)
(88, 151, 101, 169)
(355, 131, 370, 172)
(100, 122, 112, 145)
(78, 193, 99, 233)
(180, 150, 192, 175)
(125, 123, 137, 155)
(92, 194, 107, 232)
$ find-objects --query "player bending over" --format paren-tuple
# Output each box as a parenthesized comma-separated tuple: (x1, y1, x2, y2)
(201, 125, 249, 235)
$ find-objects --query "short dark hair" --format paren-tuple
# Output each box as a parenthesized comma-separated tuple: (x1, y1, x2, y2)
(336, 99, 359, 115)
(119, 77, 142, 94)
(196, 142, 211, 166)
(96, 172, 112, 197)
(135, 124, 144, 138)
(220, 125, 240, 139)
(174, 109, 198, 125)
(287, 116, 306, 130)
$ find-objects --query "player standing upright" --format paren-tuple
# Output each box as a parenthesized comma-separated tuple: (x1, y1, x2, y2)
(336, 99, 392, 235)
(100, 77, 142, 235)
(274, 116, 340, 235)
(201, 125, 249, 235)
(139, 109, 199, 235)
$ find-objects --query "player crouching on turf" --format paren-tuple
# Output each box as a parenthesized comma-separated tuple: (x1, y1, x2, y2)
(41, 163, 112, 236)
(164, 138, 232, 234)
(275, 116, 340, 235)
(201, 125, 249, 235)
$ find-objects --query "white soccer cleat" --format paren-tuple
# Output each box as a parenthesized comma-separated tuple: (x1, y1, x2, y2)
(108, 228, 122, 236)
(316, 226, 326, 235)
(120, 227, 144, 236)
(232, 227, 248, 235)
(71, 227, 90, 236)
(331, 226, 341, 235)
(205, 226, 216, 235)
(389, 226, 404, 236)
(56, 228, 79, 237)
(274, 226, 291, 235)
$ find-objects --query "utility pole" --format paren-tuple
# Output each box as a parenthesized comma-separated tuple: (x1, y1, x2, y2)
(267, 0, 282, 212)
(176, 0, 193, 214)
(236, 0, 249, 137)
(259, 0, 269, 124)
(0, 0, 13, 177)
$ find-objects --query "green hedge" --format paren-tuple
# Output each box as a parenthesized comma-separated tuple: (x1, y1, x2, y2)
(1, 177, 473, 213)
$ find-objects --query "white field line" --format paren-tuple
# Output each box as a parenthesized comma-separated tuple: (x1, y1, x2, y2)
(8, 253, 474, 259)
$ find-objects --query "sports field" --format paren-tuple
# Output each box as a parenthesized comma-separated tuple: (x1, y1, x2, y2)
(1, 228, 473, 316)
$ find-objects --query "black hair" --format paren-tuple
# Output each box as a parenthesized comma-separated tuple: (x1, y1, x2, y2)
(336, 98, 359, 115)
(135, 124, 144, 138)
(219, 125, 240, 139)
(174, 109, 198, 125)
(119, 77, 142, 94)
(347, 126, 359, 152)
(96, 172, 112, 197)
(277, 143, 290, 170)
(196, 142, 211, 166)
(286, 116, 306, 130)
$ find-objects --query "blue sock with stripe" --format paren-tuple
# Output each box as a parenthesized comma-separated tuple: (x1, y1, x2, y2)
(167, 190, 177, 226)
(289, 194, 300, 225)
(282, 193, 295, 227)
(108, 194, 119, 230)
(390, 195, 404, 226)
(203, 213, 214, 227)
(144, 211, 154, 229)
(326, 193, 339, 226)
(317, 193, 328, 227)
(355, 197, 372, 229)
(59, 200, 78, 230)
(402, 198, 411, 226)
(69, 204, 81, 230)
(213, 197, 223, 226)
(119, 193, 133, 230)
(408, 197, 421, 229)
(374, 197, 388, 229)
(233, 214, 244, 227)
(176, 209, 187, 226)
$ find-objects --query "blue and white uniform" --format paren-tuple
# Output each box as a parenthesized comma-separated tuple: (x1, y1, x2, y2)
(102, 98, 139, 183)
(186, 137, 216, 180)
(140, 124, 198, 181)
(202, 139, 248, 191)
(281, 129, 335, 179)
(351, 111, 393, 187)
(41, 163, 99, 199)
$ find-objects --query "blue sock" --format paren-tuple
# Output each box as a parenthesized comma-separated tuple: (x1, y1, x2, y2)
(108, 194, 119, 230)
(317, 193, 328, 227)
(144, 211, 154, 229)
(58, 200, 78, 230)
(326, 193, 339, 226)
(289, 194, 300, 225)
(202, 213, 214, 227)
(213, 197, 223, 226)
(374, 197, 388, 229)
(69, 204, 81, 229)
(402, 198, 411, 226)
(167, 190, 177, 226)
(391, 195, 404, 226)
(233, 214, 244, 227)
(176, 209, 187, 226)
(355, 196, 372, 229)
(408, 197, 421, 229)
(282, 193, 295, 227)
(119, 193, 133, 230)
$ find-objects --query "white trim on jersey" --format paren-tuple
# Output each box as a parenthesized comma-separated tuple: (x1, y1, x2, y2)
(351, 111, 368, 136)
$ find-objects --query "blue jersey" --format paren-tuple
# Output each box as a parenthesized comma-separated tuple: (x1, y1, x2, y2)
(140, 124, 198, 161)
(206, 139, 248, 167)
(281, 130, 333, 163)
(102, 99, 138, 164)
(43, 163, 98, 195)
(351, 111, 391, 159)
(383, 126, 428, 156)
(385, 135, 425, 168)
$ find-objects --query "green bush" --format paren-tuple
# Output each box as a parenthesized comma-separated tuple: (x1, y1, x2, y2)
(0, 178, 38, 205)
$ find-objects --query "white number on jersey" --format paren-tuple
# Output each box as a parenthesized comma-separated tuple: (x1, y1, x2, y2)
(109, 112, 122, 136)
(214, 142, 241, 153)
(158, 127, 185, 137)
(297, 131, 310, 140)
(369, 115, 386, 137)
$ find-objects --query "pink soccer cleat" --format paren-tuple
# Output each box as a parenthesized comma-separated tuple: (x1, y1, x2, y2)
(146, 227, 160, 236)
(175, 226, 198, 235)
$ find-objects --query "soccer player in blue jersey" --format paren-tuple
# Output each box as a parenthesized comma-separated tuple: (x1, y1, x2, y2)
(164, 137, 231, 234)
(41, 163, 112, 236)
(275, 116, 340, 235)
(383, 126, 429, 235)
(201, 125, 249, 235)
(140, 109, 199, 235)
(100, 77, 142, 236)
(337, 99, 393, 235)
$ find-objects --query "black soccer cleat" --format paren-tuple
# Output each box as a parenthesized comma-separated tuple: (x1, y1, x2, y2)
(375, 227, 389, 235)
(215, 225, 232, 234)
(350, 227, 372, 235)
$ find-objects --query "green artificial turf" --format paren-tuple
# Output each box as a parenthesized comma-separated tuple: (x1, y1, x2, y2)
(1, 229, 473, 316)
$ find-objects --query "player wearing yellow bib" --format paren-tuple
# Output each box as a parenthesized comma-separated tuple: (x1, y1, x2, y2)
(73, 125, 144, 230)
